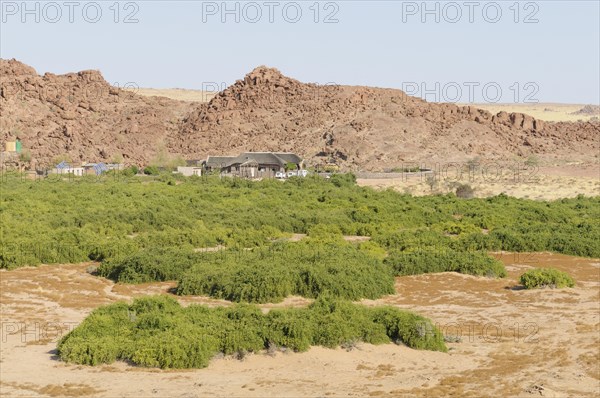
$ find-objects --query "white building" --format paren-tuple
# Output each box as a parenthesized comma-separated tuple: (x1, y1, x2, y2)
(176, 166, 202, 177)
(51, 167, 84, 176)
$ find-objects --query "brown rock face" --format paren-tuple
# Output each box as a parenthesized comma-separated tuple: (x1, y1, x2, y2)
(0, 58, 194, 166)
(178, 66, 598, 167)
(1, 59, 598, 169)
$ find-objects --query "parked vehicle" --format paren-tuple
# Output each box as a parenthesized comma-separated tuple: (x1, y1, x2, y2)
(276, 170, 308, 179)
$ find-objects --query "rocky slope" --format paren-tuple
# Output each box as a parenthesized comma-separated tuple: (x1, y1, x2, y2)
(1, 59, 598, 169)
(179, 66, 599, 169)
(0, 59, 193, 166)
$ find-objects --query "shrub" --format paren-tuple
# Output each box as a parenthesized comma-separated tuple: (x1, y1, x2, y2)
(519, 268, 575, 289)
(308, 296, 390, 347)
(58, 336, 123, 366)
(455, 184, 475, 199)
(385, 249, 506, 278)
(329, 173, 356, 187)
(97, 247, 197, 283)
(525, 155, 539, 167)
(307, 224, 343, 240)
(143, 166, 160, 175)
(176, 241, 395, 303)
(264, 309, 313, 352)
(19, 150, 32, 163)
(121, 166, 139, 177)
(370, 307, 447, 351)
(57, 296, 447, 369)
(130, 332, 219, 369)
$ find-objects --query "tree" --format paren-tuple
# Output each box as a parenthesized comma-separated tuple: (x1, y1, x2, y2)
(19, 150, 32, 163)
(150, 146, 186, 171)
(425, 173, 437, 192)
(110, 154, 124, 164)
(525, 155, 539, 167)
(285, 162, 297, 172)
(455, 184, 474, 199)
(143, 166, 160, 175)
(52, 154, 72, 165)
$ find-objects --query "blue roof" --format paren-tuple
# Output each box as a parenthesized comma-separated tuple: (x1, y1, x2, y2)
(93, 163, 108, 175)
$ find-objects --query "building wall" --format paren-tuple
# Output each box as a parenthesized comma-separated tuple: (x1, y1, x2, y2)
(5, 142, 16, 152)
(177, 167, 202, 177)
(52, 168, 84, 176)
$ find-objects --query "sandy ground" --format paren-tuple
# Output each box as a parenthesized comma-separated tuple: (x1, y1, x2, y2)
(1, 253, 598, 397)
(135, 88, 216, 103)
(357, 164, 599, 200)
(458, 103, 599, 123)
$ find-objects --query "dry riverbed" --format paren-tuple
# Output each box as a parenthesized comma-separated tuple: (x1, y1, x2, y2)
(0, 253, 598, 397)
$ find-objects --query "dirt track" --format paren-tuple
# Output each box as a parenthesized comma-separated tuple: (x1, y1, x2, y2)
(1, 253, 598, 397)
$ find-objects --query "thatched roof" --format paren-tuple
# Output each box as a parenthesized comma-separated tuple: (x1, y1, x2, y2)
(205, 152, 303, 168)
(205, 156, 236, 168)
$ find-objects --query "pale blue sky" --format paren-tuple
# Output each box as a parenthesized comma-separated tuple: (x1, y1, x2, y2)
(1, 1, 599, 103)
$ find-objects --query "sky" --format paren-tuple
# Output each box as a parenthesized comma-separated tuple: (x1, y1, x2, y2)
(1, 0, 599, 104)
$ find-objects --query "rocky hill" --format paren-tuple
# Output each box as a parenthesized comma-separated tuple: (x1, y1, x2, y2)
(1, 59, 598, 169)
(178, 66, 599, 168)
(0, 59, 193, 166)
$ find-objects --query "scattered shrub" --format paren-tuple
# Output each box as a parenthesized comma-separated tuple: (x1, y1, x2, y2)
(19, 150, 32, 163)
(121, 166, 139, 177)
(97, 247, 197, 283)
(385, 249, 506, 278)
(370, 306, 447, 351)
(455, 184, 475, 199)
(143, 166, 159, 175)
(519, 268, 575, 289)
(525, 155, 539, 167)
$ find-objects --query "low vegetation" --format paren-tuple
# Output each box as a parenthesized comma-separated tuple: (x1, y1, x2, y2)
(455, 183, 475, 199)
(57, 295, 447, 369)
(3, 173, 593, 370)
(2, 175, 597, 270)
(175, 240, 396, 303)
(385, 248, 506, 278)
(519, 268, 575, 289)
(1, 174, 598, 303)
(98, 240, 396, 303)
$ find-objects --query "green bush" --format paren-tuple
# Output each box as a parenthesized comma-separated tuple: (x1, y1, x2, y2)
(370, 306, 446, 351)
(385, 248, 506, 278)
(264, 309, 313, 352)
(97, 247, 198, 283)
(121, 166, 139, 177)
(329, 173, 357, 187)
(308, 296, 390, 347)
(176, 241, 395, 303)
(57, 296, 447, 369)
(143, 166, 160, 175)
(519, 268, 575, 289)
